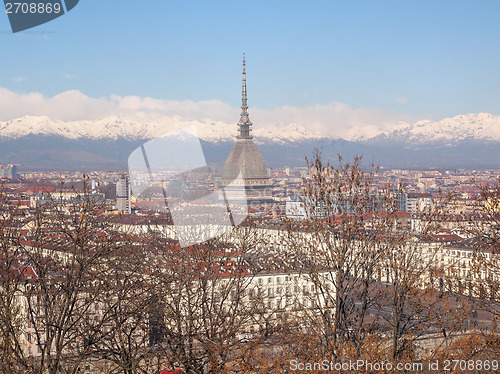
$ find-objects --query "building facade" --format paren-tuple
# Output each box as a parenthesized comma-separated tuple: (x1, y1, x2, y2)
(0, 164, 18, 179)
(116, 175, 131, 214)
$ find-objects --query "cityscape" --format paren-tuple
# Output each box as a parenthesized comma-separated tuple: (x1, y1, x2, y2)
(0, 59, 498, 372)
(1, 150, 499, 373)
(1, 1, 500, 374)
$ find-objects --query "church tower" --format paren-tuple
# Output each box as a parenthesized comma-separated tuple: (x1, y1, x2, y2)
(221, 55, 273, 204)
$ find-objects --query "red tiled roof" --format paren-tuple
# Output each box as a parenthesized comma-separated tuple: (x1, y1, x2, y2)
(362, 211, 411, 219)
(17, 186, 56, 193)
(429, 234, 462, 242)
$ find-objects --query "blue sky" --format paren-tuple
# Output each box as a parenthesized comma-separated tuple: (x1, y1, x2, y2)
(1, 0, 500, 124)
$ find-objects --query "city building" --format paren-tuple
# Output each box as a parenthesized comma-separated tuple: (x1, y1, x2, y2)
(221, 56, 273, 204)
(406, 193, 433, 214)
(116, 175, 131, 214)
(0, 164, 18, 179)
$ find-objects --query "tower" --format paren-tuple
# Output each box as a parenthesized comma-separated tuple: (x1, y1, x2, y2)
(237, 55, 253, 140)
(221, 55, 273, 204)
(116, 174, 131, 214)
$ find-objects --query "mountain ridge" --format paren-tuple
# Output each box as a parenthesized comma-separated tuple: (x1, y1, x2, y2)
(1, 112, 499, 145)
(0, 113, 498, 170)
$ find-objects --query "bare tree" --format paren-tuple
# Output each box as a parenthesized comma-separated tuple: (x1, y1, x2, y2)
(468, 178, 500, 318)
(13, 183, 127, 374)
(91, 240, 157, 374)
(145, 228, 257, 374)
(283, 152, 405, 358)
(377, 234, 454, 359)
(281, 151, 468, 363)
(0, 187, 32, 373)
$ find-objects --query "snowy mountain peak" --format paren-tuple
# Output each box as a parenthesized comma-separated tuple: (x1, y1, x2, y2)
(367, 112, 500, 144)
(398, 112, 500, 143)
(0, 116, 324, 143)
(0, 112, 499, 144)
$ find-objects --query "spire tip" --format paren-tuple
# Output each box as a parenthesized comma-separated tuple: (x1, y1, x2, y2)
(237, 54, 252, 140)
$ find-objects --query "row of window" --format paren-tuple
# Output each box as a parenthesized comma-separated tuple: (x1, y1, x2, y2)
(255, 275, 306, 285)
(247, 284, 322, 298)
(264, 297, 332, 310)
(447, 250, 490, 259)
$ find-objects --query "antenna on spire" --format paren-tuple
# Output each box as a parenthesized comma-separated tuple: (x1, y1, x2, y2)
(237, 54, 253, 140)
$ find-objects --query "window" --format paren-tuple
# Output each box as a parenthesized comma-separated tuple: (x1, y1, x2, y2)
(277, 277, 281, 284)
(268, 287, 273, 296)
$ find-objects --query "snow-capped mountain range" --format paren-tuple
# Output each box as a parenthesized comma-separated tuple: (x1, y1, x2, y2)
(0, 113, 498, 170)
(368, 113, 500, 145)
(1, 112, 499, 144)
(0, 115, 323, 144)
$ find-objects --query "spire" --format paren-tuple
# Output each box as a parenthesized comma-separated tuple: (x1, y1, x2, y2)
(237, 54, 253, 140)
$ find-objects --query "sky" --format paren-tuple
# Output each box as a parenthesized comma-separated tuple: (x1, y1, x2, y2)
(1, 0, 500, 135)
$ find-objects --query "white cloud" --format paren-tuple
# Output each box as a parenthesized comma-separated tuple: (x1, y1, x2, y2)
(0, 87, 426, 139)
(251, 102, 419, 139)
(395, 96, 408, 104)
(12, 77, 26, 82)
